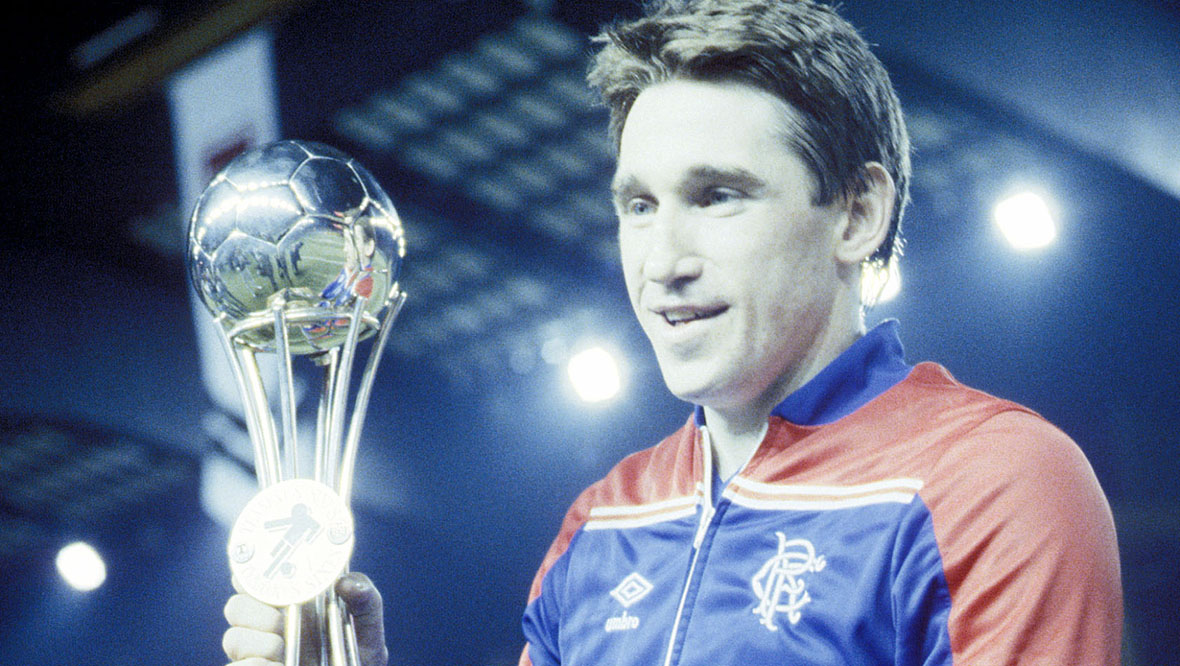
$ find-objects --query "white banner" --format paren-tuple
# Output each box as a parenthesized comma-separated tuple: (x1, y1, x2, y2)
(166, 29, 283, 525)
(166, 29, 281, 422)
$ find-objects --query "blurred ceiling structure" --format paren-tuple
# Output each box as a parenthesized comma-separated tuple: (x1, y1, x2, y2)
(2, 1, 1178, 663)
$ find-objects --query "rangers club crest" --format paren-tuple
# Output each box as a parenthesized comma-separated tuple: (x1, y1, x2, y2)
(750, 532, 826, 630)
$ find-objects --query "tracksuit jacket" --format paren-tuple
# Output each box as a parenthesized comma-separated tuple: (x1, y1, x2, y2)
(521, 321, 1122, 665)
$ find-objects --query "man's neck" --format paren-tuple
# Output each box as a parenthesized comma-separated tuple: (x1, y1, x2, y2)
(702, 408, 769, 480)
(701, 307, 865, 480)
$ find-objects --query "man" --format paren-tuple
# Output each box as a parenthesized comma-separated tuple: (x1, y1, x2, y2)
(521, 1, 1121, 663)
(223, 1, 1122, 664)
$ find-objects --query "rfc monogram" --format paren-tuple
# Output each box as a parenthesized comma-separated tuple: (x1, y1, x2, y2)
(750, 532, 826, 631)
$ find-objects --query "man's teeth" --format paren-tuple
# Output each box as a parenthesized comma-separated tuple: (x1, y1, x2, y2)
(664, 310, 710, 324)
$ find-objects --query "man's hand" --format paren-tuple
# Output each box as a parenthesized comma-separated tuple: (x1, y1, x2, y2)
(337, 573, 389, 666)
(223, 572, 388, 666)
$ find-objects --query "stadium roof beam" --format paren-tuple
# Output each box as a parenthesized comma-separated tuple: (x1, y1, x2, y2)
(53, 0, 311, 117)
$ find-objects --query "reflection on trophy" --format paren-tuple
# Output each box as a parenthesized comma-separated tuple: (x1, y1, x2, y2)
(187, 139, 406, 666)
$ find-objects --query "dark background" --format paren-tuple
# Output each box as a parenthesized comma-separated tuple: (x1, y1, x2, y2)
(1, 1, 1177, 664)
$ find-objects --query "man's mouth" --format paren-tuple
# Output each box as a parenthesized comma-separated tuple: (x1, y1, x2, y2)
(659, 305, 728, 326)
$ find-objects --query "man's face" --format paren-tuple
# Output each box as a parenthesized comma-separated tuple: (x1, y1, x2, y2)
(613, 79, 848, 414)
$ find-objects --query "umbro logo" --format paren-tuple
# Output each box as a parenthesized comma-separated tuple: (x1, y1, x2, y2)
(610, 572, 653, 608)
(605, 572, 652, 633)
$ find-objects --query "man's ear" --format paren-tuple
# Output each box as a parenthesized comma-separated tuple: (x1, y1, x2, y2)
(835, 162, 895, 266)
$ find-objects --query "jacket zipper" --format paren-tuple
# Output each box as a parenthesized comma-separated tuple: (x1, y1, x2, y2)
(662, 427, 720, 666)
(661, 421, 765, 665)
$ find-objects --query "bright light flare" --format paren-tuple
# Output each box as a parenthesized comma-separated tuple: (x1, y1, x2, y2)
(994, 191, 1057, 249)
(861, 261, 901, 306)
(567, 346, 622, 403)
(56, 541, 107, 592)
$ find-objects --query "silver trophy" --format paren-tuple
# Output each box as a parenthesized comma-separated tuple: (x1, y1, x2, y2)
(187, 139, 406, 666)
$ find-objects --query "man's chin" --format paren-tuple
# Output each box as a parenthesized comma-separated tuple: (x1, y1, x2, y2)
(658, 366, 722, 406)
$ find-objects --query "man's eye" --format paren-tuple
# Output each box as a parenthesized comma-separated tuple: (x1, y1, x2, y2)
(704, 188, 741, 206)
(627, 199, 655, 216)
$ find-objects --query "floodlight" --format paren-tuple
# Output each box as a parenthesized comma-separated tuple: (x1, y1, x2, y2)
(567, 346, 623, 403)
(56, 541, 107, 592)
(994, 191, 1057, 249)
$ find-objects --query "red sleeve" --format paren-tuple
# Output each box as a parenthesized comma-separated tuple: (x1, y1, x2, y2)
(526, 483, 596, 605)
(518, 483, 596, 666)
(923, 410, 1122, 664)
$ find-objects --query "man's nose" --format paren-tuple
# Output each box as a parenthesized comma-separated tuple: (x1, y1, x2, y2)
(642, 209, 703, 286)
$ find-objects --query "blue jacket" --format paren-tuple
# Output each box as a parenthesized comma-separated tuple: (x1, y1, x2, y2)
(520, 324, 1121, 665)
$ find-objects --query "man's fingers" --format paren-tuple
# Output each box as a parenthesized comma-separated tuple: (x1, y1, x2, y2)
(337, 572, 382, 618)
(223, 626, 284, 663)
(225, 593, 285, 634)
(224, 573, 386, 665)
(337, 573, 389, 666)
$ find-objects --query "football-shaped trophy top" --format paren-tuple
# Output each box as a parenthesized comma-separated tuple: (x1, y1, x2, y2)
(187, 140, 405, 355)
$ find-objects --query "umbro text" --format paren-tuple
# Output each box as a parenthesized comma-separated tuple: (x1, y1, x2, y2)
(605, 610, 640, 632)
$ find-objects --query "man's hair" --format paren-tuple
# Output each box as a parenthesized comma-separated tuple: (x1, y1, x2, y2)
(588, 0, 911, 266)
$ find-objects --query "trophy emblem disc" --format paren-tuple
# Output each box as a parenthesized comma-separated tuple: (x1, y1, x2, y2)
(228, 479, 356, 606)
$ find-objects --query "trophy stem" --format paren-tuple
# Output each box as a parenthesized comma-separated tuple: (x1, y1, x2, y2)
(326, 590, 349, 665)
(344, 610, 362, 666)
(238, 347, 282, 488)
(322, 298, 368, 492)
(214, 322, 281, 488)
(316, 594, 331, 666)
(339, 289, 406, 503)
(273, 305, 300, 480)
(314, 349, 339, 486)
(215, 284, 402, 666)
(284, 604, 301, 666)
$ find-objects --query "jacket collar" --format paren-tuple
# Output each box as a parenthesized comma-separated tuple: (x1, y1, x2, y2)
(694, 319, 912, 428)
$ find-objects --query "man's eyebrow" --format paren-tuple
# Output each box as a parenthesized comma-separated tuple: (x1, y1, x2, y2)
(613, 171, 641, 194)
(610, 165, 769, 203)
(680, 165, 768, 194)
(610, 173, 643, 201)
